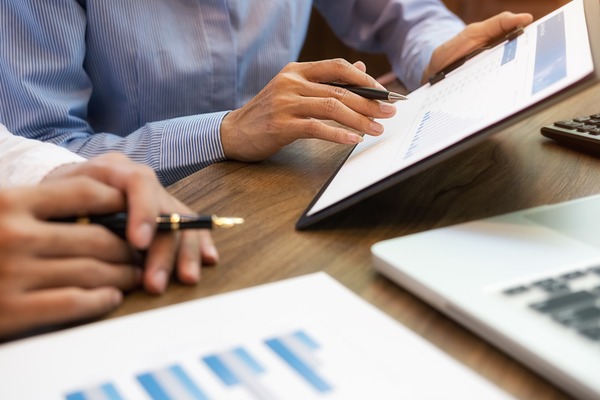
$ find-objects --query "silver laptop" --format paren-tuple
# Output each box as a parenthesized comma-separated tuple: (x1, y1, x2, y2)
(372, 194, 600, 400)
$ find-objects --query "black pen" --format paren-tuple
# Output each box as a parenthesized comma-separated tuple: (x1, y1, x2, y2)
(428, 26, 525, 85)
(325, 83, 408, 101)
(52, 213, 244, 232)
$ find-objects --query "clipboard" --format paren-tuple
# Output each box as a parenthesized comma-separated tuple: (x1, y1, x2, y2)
(296, 0, 600, 230)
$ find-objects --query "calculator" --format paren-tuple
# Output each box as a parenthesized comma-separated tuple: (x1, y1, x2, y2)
(541, 114, 600, 153)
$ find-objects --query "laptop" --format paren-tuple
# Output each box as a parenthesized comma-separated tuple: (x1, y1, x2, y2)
(371, 194, 600, 400)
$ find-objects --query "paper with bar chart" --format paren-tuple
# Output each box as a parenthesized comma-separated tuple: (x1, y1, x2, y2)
(0, 273, 513, 399)
(306, 0, 594, 218)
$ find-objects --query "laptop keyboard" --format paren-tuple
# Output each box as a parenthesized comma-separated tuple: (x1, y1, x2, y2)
(502, 267, 600, 342)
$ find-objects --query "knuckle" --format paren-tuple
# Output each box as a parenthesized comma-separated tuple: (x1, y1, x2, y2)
(0, 219, 36, 249)
(331, 58, 350, 72)
(304, 119, 322, 137)
(58, 288, 88, 313)
(80, 261, 107, 287)
(322, 98, 341, 114)
(282, 61, 299, 72)
(329, 86, 349, 101)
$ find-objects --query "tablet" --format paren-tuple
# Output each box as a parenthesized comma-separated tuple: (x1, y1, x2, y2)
(296, 0, 600, 230)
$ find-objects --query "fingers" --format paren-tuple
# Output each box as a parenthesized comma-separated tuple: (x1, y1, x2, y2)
(55, 153, 162, 250)
(198, 230, 219, 266)
(142, 232, 180, 294)
(424, 12, 534, 83)
(289, 119, 365, 145)
(296, 84, 396, 136)
(31, 223, 136, 263)
(0, 287, 122, 338)
(477, 12, 534, 41)
(22, 258, 141, 292)
(175, 231, 202, 285)
(18, 177, 126, 220)
(300, 58, 383, 90)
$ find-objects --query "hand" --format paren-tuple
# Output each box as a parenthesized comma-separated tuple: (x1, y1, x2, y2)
(44, 153, 219, 294)
(0, 177, 141, 339)
(220, 59, 397, 161)
(422, 12, 534, 83)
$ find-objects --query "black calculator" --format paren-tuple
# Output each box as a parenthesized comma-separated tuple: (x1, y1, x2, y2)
(541, 113, 600, 153)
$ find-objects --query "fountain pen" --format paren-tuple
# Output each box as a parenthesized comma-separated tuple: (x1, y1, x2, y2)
(52, 213, 244, 232)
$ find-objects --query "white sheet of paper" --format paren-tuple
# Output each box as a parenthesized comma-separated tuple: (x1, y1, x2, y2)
(0, 273, 513, 400)
(308, 0, 593, 216)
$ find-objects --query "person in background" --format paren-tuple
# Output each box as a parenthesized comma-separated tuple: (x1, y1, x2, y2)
(0, 125, 218, 339)
(0, 1, 532, 185)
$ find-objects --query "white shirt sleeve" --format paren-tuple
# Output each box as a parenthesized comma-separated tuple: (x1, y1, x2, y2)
(0, 124, 85, 188)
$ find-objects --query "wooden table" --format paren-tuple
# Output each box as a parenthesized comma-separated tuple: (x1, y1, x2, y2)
(115, 82, 600, 399)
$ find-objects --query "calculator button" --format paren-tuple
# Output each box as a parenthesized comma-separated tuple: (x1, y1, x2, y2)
(588, 128, 600, 136)
(577, 125, 596, 132)
(573, 116, 591, 123)
(554, 121, 582, 129)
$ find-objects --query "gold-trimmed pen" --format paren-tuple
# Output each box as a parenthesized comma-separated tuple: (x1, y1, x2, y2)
(53, 213, 244, 231)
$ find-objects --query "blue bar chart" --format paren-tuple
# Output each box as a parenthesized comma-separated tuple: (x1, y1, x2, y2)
(264, 331, 333, 393)
(65, 383, 124, 400)
(137, 365, 209, 400)
(64, 330, 333, 400)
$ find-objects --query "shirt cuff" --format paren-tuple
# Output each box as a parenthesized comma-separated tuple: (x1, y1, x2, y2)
(156, 111, 228, 186)
(0, 127, 86, 188)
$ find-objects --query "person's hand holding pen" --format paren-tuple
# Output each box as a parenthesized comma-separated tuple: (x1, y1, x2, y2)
(422, 12, 534, 85)
(220, 59, 398, 162)
(44, 153, 220, 295)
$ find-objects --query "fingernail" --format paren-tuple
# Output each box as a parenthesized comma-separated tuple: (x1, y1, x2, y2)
(208, 246, 219, 263)
(379, 102, 396, 114)
(153, 270, 168, 293)
(136, 222, 154, 249)
(349, 134, 363, 144)
(111, 290, 123, 306)
(370, 121, 384, 134)
(189, 260, 201, 282)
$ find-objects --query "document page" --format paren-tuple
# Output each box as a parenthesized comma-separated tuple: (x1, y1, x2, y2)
(307, 0, 593, 216)
(0, 273, 512, 400)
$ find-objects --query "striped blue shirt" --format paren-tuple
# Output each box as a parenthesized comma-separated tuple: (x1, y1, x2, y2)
(0, 0, 463, 185)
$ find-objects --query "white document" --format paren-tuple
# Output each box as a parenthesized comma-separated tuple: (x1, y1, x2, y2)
(0, 273, 512, 400)
(307, 0, 594, 216)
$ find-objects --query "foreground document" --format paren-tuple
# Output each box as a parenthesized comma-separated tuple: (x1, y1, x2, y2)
(0, 273, 512, 399)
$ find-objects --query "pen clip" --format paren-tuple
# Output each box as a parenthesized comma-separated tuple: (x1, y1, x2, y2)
(428, 26, 524, 85)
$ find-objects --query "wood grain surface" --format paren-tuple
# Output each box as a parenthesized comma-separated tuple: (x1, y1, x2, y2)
(110, 82, 600, 400)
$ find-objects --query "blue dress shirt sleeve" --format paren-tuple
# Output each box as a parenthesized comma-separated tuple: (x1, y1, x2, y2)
(315, 0, 465, 91)
(0, 2, 226, 186)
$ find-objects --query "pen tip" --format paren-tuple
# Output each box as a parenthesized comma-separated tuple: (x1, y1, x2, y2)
(213, 216, 245, 228)
(389, 92, 408, 101)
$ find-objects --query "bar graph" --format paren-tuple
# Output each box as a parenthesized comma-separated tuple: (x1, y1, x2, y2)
(137, 365, 209, 400)
(64, 330, 333, 400)
(264, 331, 332, 393)
(65, 383, 124, 400)
(203, 347, 276, 399)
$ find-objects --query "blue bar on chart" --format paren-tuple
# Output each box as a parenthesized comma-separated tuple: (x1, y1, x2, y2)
(264, 330, 333, 394)
(203, 347, 276, 399)
(65, 382, 124, 400)
(532, 11, 566, 94)
(136, 364, 209, 400)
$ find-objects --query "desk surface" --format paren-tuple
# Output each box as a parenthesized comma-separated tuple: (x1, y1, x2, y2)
(114, 82, 600, 399)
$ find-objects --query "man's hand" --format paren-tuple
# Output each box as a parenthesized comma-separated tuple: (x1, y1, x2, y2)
(44, 153, 219, 294)
(422, 12, 534, 84)
(221, 59, 397, 161)
(0, 177, 141, 339)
